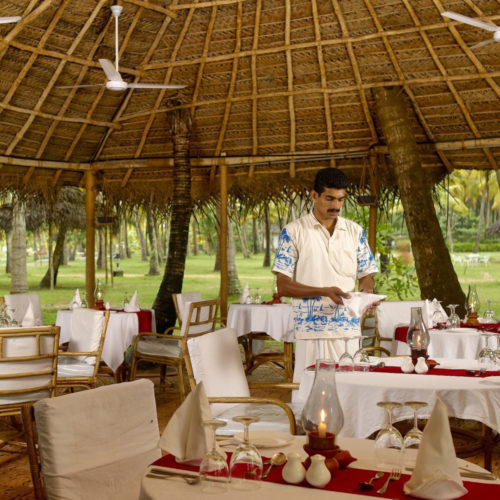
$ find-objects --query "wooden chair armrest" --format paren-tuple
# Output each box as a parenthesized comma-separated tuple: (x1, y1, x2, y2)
(207, 396, 296, 434)
(248, 382, 299, 391)
(58, 350, 99, 357)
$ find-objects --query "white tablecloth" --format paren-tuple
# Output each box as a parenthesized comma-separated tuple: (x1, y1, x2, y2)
(227, 304, 294, 342)
(56, 310, 143, 371)
(294, 357, 500, 439)
(394, 328, 489, 359)
(139, 435, 498, 500)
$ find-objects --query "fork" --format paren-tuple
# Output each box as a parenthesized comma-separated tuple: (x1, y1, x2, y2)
(376, 468, 401, 494)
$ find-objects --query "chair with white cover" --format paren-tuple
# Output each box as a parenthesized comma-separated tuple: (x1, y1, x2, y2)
(0, 326, 60, 500)
(32, 379, 160, 500)
(3, 293, 43, 326)
(57, 309, 110, 391)
(173, 292, 202, 325)
(129, 299, 219, 401)
(376, 300, 426, 354)
(185, 327, 297, 435)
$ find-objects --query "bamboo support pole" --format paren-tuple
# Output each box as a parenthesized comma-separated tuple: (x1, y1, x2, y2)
(368, 153, 378, 255)
(220, 158, 228, 319)
(85, 171, 96, 307)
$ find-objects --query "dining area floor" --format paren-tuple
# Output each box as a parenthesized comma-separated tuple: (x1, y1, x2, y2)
(1, 357, 500, 499)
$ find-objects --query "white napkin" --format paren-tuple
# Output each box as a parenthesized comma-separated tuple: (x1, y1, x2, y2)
(124, 290, 140, 312)
(404, 397, 467, 499)
(21, 301, 36, 327)
(159, 382, 215, 465)
(70, 288, 82, 309)
(240, 282, 251, 304)
(341, 292, 386, 318)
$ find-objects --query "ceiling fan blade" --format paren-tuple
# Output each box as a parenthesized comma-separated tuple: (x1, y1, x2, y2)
(57, 84, 105, 89)
(128, 83, 187, 89)
(0, 16, 21, 24)
(470, 38, 494, 50)
(99, 59, 123, 82)
(442, 11, 498, 32)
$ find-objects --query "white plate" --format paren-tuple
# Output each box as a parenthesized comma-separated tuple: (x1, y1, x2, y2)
(234, 431, 293, 449)
(444, 328, 479, 334)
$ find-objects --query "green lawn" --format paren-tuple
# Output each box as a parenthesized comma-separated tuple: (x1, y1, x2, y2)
(0, 251, 499, 325)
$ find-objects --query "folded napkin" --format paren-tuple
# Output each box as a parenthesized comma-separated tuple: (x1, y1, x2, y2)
(124, 290, 140, 312)
(240, 282, 251, 304)
(70, 288, 82, 309)
(404, 397, 467, 499)
(21, 301, 36, 327)
(423, 298, 448, 328)
(342, 292, 386, 318)
(159, 382, 216, 465)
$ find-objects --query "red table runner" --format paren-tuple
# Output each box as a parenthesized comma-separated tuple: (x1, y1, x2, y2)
(112, 308, 153, 333)
(395, 323, 500, 343)
(371, 366, 500, 377)
(152, 453, 500, 499)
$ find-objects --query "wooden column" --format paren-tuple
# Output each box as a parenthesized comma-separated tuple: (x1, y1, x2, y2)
(220, 158, 228, 319)
(85, 171, 96, 307)
(368, 153, 379, 255)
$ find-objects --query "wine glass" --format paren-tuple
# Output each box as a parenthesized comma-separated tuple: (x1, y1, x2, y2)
(483, 301, 496, 323)
(338, 336, 354, 372)
(230, 416, 263, 490)
(6, 308, 19, 327)
(353, 335, 370, 372)
(199, 419, 230, 493)
(374, 402, 404, 467)
(431, 301, 447, 328)
(403, 401, 428, 449)
(446, 304, 460, 328)
(478, 333, 497, 370)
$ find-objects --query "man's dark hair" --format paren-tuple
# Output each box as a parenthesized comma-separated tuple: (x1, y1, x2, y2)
(313, 168, 349, 194)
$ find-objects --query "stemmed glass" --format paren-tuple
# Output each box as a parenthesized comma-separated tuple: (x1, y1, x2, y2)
(478, 333, 498, 370)
(374, 402, 404, 467)
(353, 335, 370, 372)
(6, 308, 19, 327)
(483, 301, 496, 323)
(432, 301, 447, 328)
(199, 419, 230, 493)
(338, 336, 354, 372)
(403, 401, 428, 449)
(230, 416, 263, 490)
(446, 304, 460, 329)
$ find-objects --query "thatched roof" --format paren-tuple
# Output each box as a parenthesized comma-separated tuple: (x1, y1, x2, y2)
(0, 0, 499, 206)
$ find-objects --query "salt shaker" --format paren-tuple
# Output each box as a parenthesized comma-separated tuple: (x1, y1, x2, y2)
(282, 453, 306, 484)
(305, 454, 331, 488)
(401, 356, 414, 373)
(414, 357, 429, 374)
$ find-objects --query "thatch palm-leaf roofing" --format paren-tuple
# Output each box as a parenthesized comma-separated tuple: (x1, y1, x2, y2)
(0, 0, 499, 205)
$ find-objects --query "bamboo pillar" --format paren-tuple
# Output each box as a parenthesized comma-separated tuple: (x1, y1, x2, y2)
(85, 171, 96, 307)
(368, 153, 379, 255)
(220, 158, 228, 319)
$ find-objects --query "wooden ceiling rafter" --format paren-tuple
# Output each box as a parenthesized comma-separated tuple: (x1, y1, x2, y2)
(311, 0, 337, 170)
(123, 0, 177, 19)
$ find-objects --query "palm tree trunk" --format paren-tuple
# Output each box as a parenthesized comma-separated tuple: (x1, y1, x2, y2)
(262, 205, 271, 267)
(252, 216, 259, 254)
(40, 228, 67, 288)
(447, 211, 454, 254)
(123, 215, 131, 258)
(234, 216, 250, 258)
(146, 206, 160, 275)
(153, 108, 193, 333)
(135, 209, 148, 261)
(97, 228, 106, 269)
(191, 215, 199, 256)
(374, 86, 466, 316)
(10, 197, 28, 293)
(473, 180, 488, 253)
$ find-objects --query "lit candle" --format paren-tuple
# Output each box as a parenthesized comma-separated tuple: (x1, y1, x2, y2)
(415, 332, 422, 350)
(318, 409, 327, 438)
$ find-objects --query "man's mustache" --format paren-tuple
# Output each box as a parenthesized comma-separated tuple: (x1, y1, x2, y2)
(327, 209, 340, 213)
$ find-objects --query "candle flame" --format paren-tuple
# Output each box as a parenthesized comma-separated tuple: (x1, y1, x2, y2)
(320, 409, 326, 422)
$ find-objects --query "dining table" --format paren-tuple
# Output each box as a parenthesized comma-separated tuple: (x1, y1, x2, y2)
(56, 308, 156, 372)
(393, 323, 500, 358)
(139, 435, 500, 500)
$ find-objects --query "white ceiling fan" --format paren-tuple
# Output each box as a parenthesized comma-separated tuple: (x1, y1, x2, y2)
(0, 16, 21, 24)
(59, 5, 186, 91)
(442, 11, 500, 49)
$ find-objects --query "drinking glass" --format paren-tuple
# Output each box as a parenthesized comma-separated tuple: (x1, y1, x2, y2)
(374, 402, 404, 467)
(230, 416, 263, 490)
(338, 336, 354, 372)
(483, 300, 496, 323)
(446, 304, 460, 328)
(431, 301, 447, 328)
(353, 335, 370, 371)
(403, 401, 428, 449)
(122, 291, 130, 308)
(81, 292, 88, 308)
(478, 333, 497, 370)
(199, 419, 230, 493)
(6, 308, 19, 327)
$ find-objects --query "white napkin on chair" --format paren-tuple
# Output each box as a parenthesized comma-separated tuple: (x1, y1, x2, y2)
(70, 289, 82, 309)
(341, 292, 386, 318)
(404, 397, 467, 499)
(124, 290, 140, 312)
(159, 382, 215, 465)
(21, 301, 36, 327)
(240, 282, 251, 304)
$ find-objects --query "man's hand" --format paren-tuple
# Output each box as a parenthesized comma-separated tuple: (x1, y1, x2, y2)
(325, 287, 350, 305)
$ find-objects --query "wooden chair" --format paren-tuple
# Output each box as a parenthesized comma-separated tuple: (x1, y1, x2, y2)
(56, 309, 110, 391)
(0, 325, 60, 500)
(184, 327, 298, 435)
(360, 308, 392, 357)
(129, 299, 219, 401)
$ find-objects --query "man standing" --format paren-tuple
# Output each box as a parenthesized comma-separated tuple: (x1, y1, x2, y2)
(272, 168, 378, 382)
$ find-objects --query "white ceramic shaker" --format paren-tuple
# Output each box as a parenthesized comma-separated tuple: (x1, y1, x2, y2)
(305, 454, 331, 488)
(281, 453, 306, 484)
(401, 356, 414, 373)
(414, 357, 429, 374)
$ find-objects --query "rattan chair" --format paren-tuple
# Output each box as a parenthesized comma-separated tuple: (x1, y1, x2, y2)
(0, 325, 60, 500)
(56, 309, 110, 391)
(129, 298, 219, 401)
(185, 327, 298, 435)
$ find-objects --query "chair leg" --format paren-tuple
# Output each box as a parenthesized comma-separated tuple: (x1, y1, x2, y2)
(284, 342, 294, 382)
(177, 365, 186, 402)
(21, 405, 44, 500)
(160, 365, 167, 387)
(129, 355, 138, 381)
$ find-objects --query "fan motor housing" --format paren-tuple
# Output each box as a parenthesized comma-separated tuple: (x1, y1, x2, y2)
(106, 80, 127, 91)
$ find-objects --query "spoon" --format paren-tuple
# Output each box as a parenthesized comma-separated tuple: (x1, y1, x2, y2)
(262, 452, 286, 478)
(358, 471, 384, 490)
